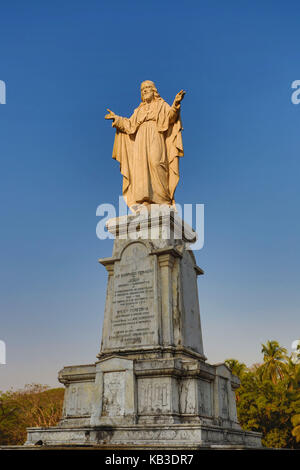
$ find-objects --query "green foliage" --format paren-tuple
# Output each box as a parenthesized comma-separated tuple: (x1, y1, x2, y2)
(259, 340, 288, 384)
(291, 414, 300, 442)
(226, 341, 300, 449)
(225, 359, 248, 380)
(0, 384, 64, 445)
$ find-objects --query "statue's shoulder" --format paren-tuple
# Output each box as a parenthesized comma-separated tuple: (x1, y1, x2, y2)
(156, 97, 169, 110)
(161, 97, 173, 109)
(132, 102, 144, 115)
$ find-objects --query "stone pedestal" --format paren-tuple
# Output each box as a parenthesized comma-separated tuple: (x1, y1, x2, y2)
(26, 208, 262, 448)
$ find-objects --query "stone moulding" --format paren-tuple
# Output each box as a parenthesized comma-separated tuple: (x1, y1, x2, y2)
(106, 209, 197, 244)
(26, 424, 262, 448)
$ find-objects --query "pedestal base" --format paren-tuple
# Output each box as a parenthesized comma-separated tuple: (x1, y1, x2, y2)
(26, 353, 261, 448)
(26, 423, 261, 448)
(26, 211, 262, 448)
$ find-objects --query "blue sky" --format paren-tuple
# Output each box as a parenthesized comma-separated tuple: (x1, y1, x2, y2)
(0, 0, 299, 390)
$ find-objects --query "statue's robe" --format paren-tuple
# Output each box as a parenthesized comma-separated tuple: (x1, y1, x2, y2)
(111, 97, 184, 209)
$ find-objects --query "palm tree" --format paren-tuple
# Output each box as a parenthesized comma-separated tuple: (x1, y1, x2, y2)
(259, 340, 288, 384)
(292, 415, 300, 443)
(284, 357, 300, 392)
(225, 359, 248, 379)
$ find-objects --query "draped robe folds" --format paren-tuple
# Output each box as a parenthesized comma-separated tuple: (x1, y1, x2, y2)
(111, 97, 184, 209)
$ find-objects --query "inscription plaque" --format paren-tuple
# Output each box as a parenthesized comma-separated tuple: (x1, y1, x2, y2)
(102, 371, 125, 416)
(109, 242, 158, 348)
(219, 378, 229, 419)
(138, 378, 171, 413)
(65, 383, 92, 416)
(198, 380, 212, 416)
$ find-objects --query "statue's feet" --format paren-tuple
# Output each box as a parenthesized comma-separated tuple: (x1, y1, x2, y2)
(130, 202, 177, 215)
(130, 201, 151, 214)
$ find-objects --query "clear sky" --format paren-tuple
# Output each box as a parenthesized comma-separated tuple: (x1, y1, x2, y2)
(0, 0, 299, 390)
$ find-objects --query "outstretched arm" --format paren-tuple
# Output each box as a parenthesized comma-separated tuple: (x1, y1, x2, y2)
(105, 108, 137, 134)
(173, 90, 186, 107)
(169, 90, 186, 123)
(105, 109, 116, 121)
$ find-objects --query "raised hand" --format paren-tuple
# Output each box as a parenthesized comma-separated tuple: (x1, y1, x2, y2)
(105, 108, 116, 120)
(174, 90, 186, 106)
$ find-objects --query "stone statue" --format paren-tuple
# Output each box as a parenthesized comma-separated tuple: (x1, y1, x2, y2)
(105, 80, 185, 212)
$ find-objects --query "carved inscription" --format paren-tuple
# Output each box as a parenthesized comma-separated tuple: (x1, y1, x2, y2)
(102, 372, 125, 416)
(138, 378, 171, 413)
(179, 379, 196, 414)
(110, 243, 157, 348)
(219, 378, 229, 419)
(198, 379, 212, 416)
(65, 384, 92, 416)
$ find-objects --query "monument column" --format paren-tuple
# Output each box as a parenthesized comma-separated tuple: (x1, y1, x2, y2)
(99, 259, 115, 353)
(157, 253, 175, 347)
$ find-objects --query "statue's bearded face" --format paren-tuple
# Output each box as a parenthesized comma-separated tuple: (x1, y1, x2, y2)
(141, 83, 155, 102)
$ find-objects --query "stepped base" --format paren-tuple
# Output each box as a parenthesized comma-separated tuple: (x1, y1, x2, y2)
(26, 423, 261, 448)
(26, 354, 261, 449)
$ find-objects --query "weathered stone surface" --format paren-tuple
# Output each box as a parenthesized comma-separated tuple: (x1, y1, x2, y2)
(99, 210, 204, 358)
(109, 242, 158, 349)
(26, 211, 262, 448)
(25, 424, 262, 448)
(90, 357, 136, 426)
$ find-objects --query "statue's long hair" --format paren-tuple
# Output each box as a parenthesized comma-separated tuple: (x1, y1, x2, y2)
(140, 80, 160, 102)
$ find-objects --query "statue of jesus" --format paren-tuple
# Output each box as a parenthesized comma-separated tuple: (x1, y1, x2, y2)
(105, 80, 185, 212)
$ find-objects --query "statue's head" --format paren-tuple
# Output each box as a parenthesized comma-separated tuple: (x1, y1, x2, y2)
(141, 80, 160, 102)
